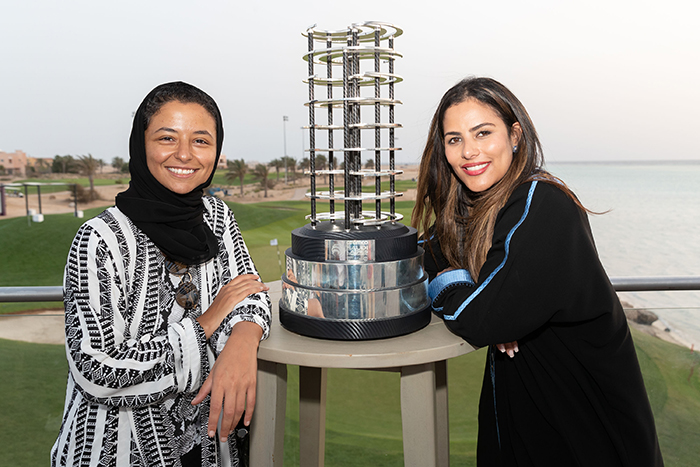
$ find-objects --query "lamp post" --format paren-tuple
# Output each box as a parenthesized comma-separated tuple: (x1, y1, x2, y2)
(283, 115, 289, 184)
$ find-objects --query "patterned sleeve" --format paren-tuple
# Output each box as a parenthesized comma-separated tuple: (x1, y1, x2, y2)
(63, 216, 208, 407)
(207, 198, 272, 355)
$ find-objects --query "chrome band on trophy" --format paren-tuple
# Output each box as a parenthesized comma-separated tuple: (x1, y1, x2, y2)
(280, 22, 431, 339)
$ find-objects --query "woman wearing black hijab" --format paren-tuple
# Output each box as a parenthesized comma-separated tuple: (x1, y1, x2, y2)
(52, 82, 271, 466)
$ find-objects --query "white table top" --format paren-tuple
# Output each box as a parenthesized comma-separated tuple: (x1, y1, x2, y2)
(260, 281, 475, 369)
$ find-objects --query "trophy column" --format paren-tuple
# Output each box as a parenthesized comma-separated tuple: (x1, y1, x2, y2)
(280, 22, 430, 340)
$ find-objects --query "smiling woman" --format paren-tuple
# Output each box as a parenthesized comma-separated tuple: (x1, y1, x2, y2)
(442, 99, 521, 194)
(51, 82, 271, 467)
(413, 77, 663, 466)
(145, 101, 218, 194)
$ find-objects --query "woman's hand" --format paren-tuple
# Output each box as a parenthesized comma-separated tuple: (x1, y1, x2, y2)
(197, 274, 269, 339)
(192, 321, 263, 443)
(497, 341, 519, 358)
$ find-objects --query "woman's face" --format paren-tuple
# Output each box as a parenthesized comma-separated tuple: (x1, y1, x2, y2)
(145, 100, 217, 194)
(443, 99, 521, 193)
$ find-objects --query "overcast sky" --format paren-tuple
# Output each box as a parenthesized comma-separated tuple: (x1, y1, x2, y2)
(1, 0, 698, 165)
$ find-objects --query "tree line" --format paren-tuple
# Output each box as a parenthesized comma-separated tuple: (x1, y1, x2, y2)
(224, 156, 378, 198)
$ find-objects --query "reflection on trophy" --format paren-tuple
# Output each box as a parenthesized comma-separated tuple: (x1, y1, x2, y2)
(279, 22, 431, 340)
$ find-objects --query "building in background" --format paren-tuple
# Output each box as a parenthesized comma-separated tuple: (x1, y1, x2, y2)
(217, 153, 227, 171)
(0, 150, 27, 177)
(27, 156, 54, 175)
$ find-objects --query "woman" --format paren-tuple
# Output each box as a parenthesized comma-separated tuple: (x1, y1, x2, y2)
(51, 82, 271, 466)
(413, 77, 663, 466)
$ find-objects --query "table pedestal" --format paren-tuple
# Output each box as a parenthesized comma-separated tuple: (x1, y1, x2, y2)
(250, 282, 474, 466)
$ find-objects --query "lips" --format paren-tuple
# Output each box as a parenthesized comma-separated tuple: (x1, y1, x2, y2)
(462, 162, 489, 176)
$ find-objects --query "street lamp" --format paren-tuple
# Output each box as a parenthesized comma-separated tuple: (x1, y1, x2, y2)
(283, 115, 289, 184)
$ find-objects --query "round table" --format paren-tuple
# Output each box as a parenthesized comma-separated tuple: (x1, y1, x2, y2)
(250, 281, 475, 467)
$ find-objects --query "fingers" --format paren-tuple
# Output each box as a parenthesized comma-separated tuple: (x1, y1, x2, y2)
(191, 373, 213, 405)
(496, 341, 520, 358)
(211, 380, 255, 443)
(244, 385, 256, 427)
(222, 274, 269, 299)
(219, 388, 246, 443)
(207, 382, 224, 440)
(201, 334, 260, 443)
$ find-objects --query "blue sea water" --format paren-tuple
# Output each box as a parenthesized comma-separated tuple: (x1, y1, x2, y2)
(547, 161, 700, 347)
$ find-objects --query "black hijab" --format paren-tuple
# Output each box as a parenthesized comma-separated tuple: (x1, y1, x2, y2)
(115, 82, 224, 265)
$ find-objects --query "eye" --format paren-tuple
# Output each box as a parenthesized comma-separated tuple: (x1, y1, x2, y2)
(194, 138, 211, 145)
(159, 136, 175, 142)
(446, 136, 461, 145)
(476, 130, 491, 137)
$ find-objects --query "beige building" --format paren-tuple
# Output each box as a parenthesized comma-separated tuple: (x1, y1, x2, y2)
(0, 150, 28, 177)
(217, 153, 227, 170)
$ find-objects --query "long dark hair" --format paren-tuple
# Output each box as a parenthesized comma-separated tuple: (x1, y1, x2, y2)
(412, 77, 586, 279)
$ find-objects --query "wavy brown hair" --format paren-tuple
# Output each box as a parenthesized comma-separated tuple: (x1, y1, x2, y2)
(412, 77, 588, 279)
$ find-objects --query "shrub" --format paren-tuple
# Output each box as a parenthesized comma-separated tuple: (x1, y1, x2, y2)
(74, 184, 101, 203)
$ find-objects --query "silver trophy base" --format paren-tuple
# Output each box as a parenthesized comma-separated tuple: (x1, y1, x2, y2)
(280, 239, 431, 340)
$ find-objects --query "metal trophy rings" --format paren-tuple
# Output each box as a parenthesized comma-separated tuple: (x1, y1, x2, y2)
(279, 22, 431, 340)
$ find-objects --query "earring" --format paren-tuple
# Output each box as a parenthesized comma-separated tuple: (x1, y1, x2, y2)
(512, 145, 518, 153)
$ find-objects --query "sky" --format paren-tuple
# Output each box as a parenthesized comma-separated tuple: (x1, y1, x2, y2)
(1, 0, 698, 166)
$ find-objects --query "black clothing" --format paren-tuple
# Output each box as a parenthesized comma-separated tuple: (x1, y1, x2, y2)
(116, 82, 224, 265)
(426, 181, 663, 466)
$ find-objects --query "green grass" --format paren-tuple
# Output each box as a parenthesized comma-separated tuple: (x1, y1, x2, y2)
(1, 197, 699, 465)
(0, 207, 109, 313)
(211, 171, 301, 188)
(632, 330, 700, 465)
(8, 177, 128, 195)
(2, 331, 698, 466)
(0, 199, 416, 312)
(0, 339, 68, 466)
(238, 200, 417, 281)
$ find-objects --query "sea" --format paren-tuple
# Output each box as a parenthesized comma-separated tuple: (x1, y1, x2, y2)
(546, 161, 700, 347)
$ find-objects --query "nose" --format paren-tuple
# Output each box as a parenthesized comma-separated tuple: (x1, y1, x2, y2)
(462, 140, 479, 159)
(175, 142, 193, 162)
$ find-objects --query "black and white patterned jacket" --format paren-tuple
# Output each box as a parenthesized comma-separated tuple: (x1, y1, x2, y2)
(51, 196, 271, 467)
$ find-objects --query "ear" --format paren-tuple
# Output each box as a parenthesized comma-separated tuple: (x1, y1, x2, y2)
(510, 122, 522, 147)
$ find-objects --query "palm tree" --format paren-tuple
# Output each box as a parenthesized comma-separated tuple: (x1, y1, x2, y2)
(226, 159, 248, 196)
(282, 156, 296, 184)
(269, 158, 284, 182)
(77, 154, 100, 200)
(364, 158, 375, 170)
(252, 164, 270, 198)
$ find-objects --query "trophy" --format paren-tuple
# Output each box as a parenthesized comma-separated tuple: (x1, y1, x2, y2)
(280, 22, 430, 339)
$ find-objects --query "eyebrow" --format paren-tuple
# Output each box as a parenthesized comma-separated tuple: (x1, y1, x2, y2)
(443, 122, 496, 139)
(153, 127, 214, 138)
(469, 122, 495, 132)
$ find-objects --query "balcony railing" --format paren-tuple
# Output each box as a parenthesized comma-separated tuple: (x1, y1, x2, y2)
(2, 276, 700, 303)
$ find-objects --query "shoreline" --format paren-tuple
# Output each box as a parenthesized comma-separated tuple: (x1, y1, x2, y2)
(621, 301, 694, 349)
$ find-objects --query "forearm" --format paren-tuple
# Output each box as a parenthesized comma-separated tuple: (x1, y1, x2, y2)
(66, 310, 208, 406)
